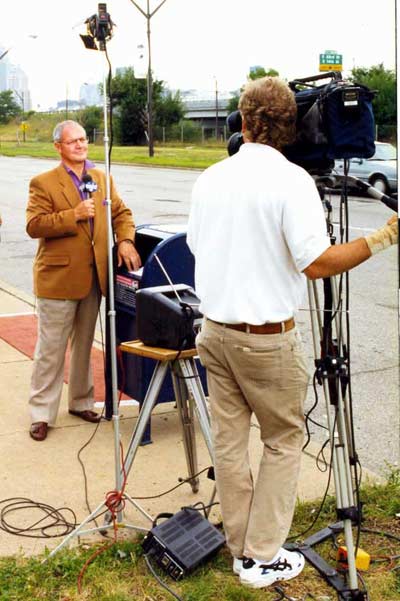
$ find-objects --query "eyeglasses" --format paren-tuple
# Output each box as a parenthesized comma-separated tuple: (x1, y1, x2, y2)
(59, 137, 88, 146)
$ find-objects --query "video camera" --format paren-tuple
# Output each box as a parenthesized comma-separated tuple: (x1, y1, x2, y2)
(227, 72, 376, 175)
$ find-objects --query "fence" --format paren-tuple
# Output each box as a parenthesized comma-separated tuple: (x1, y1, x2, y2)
(91, 122, 228, 146)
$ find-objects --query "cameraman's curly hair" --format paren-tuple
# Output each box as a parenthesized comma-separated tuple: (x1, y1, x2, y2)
(238, 77, 297, 151)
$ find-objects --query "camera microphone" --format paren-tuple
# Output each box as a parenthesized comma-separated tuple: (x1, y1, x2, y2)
(347, 177, 398, 212)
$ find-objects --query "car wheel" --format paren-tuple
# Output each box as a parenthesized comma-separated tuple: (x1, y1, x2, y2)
(370, 175, 389, 195)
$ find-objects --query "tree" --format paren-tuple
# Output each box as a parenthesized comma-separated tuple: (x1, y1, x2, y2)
(78, 106, 102, 143)
(227, 93, 240, 113)
(156, 91, 184, 127)
(249, 66, 279, 80)
(351, 64, 396, 128)
(110, 67, 183, 145)
(0, 90, 21, 124)
(227, 68, 280, 112)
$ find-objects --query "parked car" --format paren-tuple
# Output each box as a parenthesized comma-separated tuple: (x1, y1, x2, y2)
(333, 142, 397, 196)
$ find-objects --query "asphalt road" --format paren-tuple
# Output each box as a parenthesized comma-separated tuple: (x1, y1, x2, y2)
(0, 155, 398, 476)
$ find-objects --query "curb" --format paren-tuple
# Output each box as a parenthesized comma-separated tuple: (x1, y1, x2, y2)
(0, 278, 35, 307)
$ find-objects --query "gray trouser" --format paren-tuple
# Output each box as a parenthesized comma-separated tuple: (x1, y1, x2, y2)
(29, 277, 101, 426)
(196, 318, 309, 561)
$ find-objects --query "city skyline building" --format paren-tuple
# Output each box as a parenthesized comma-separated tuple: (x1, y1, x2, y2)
(79, 82, 102, 107)
(0, 45, 32, 111)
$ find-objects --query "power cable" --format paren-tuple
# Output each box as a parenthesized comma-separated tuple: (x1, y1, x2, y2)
(0, 497, 77, 538)
(144, 553, 184, 601)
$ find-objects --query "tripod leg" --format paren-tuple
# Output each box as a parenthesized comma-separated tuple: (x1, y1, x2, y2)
(178, 358, 214, 462)
(45, 500, 109, 559)
(307, 278, 361, 594)
(122, 361, 169, 478)
(171, 366, 199, 493)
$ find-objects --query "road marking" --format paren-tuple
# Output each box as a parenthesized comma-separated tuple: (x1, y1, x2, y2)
(0, 311, 36, 317)
(332, 223, 375, 232)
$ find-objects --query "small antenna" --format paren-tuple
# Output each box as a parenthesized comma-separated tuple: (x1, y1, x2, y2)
(153, 254, 182, 303)
(153, 253, 201, 307)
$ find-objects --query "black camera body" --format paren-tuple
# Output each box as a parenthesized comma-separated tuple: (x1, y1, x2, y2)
(227, 72, 376, 175)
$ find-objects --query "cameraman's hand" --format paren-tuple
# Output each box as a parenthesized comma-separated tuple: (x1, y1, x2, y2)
(74, 199, 95, 222)
(365, 214, 398, 255)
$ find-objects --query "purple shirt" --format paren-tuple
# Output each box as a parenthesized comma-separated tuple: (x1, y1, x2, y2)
(63, 159, 96, 199)
(63, 159, 96, 234)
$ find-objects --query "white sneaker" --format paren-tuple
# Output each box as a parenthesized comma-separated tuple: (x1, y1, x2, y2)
(233, 557, 243, 574)
(240, 548, 305, 589)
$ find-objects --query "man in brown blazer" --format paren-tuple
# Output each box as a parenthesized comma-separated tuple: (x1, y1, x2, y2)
(26, 120, 141, 441)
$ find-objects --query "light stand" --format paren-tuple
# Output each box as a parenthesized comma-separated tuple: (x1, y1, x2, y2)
(46, 5, 154, 559)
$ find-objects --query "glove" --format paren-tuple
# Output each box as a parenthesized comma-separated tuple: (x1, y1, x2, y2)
(365, 215, 398, 255)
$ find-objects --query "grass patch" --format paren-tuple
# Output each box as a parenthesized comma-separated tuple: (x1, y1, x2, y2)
(0, 140, 227, 170)
(1, 478, 400, 600)
(0, 113, 227, 169)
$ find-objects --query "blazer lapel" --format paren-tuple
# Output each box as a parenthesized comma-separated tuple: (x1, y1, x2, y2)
(56, 165, 81, 209)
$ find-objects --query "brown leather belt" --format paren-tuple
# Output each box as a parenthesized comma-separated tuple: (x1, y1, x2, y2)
(209, 317, 295, 335)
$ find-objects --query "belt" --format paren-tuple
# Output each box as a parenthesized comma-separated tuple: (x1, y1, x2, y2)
(208, 317, 295, 335)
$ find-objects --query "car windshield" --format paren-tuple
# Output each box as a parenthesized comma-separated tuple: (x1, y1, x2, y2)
(372, 144, 397, 161)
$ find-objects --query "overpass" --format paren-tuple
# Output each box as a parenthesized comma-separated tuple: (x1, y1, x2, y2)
(183, 97, 232, 130)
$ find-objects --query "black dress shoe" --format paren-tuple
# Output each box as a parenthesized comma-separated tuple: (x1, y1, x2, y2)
(68, 409, 101, 423)
(30, 422, 48, 441)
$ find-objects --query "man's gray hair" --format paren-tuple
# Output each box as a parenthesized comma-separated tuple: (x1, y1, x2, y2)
(53, 120, 86, 142)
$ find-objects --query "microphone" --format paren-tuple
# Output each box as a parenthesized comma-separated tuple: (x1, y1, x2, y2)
(80, 173, 98, 195)
(80, 174, 97, 236)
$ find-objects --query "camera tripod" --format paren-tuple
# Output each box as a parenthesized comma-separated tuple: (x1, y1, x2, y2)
(286, 271, 365, 600)
(286, 173, 398, 600)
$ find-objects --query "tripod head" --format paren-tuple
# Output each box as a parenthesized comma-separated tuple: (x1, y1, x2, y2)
(81, 3, 114, 51)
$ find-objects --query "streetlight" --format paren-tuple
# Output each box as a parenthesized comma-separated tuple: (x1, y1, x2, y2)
(0, 35, 38, 61)
(129, 0, 168, 157)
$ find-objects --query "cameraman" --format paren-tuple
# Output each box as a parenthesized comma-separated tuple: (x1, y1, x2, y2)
(187, 76, 397, 590)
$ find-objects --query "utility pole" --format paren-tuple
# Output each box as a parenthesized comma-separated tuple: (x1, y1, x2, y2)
(65, 83, 69, 120)
(214, 77, 219, 141)
(129, 0, 168, 157)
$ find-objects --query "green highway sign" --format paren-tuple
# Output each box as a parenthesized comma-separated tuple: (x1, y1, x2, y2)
(319, 52, 343, 71)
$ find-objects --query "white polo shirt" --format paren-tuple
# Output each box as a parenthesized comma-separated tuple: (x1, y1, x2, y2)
(186, 142, 331, 324)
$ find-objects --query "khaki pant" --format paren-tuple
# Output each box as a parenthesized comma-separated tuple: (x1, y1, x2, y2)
(29, 276, 101, 426)
(196, 318, 309, 561)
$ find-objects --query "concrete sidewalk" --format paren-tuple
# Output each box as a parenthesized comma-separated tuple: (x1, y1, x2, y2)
(0, 279, 379, 558)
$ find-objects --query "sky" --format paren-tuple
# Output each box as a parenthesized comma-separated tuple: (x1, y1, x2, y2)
(2, 0, 397, 110)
